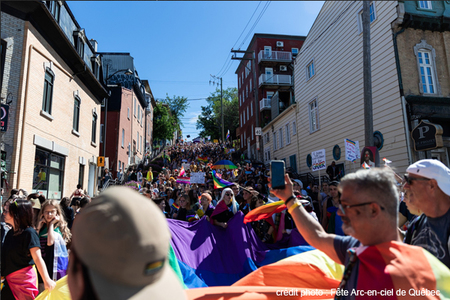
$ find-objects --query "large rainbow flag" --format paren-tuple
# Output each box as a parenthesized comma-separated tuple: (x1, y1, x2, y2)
(212, 170, 233, 189)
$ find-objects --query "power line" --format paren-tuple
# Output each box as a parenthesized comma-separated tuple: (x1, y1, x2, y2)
(232, 1, 262, 50)
(239, 1, 271, 49)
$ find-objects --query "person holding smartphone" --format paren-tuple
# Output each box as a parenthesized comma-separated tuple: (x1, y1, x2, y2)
(268, 168, 450, 297)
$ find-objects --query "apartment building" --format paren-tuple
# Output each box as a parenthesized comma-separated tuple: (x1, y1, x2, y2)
(1, 1, 108, 197)
(236, 33, 305, 161)
(100, 53, 148, 176)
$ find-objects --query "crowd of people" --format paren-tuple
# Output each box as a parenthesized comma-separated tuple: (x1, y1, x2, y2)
(1, 139, 450, 299)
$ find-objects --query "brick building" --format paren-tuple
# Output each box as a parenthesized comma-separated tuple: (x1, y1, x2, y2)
(235, 34, 305, 160)
(1, 1, 108, 197)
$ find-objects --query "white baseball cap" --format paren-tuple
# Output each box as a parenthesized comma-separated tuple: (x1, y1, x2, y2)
(406, 159, 450, 196)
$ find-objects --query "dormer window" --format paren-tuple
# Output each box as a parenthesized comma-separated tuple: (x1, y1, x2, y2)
(91, 55, 100, 79)
(73, 29, 85, 58)
(45, 1, 61, 23)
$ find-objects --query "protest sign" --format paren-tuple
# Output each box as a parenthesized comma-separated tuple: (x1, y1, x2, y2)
(311, 149, 326, 171)
(190, 172, 205, 184)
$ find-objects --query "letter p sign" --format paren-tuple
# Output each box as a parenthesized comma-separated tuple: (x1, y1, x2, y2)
(418, 126, 429, 139)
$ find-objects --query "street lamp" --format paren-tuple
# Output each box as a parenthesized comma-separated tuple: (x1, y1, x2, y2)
(103, 67, 133, 157)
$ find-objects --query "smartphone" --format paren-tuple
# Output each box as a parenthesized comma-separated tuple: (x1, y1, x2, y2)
(270, 160, 285, 190)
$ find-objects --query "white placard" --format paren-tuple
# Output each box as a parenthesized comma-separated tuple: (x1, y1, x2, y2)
(255, 127, 262, 136)
(345, 139, 358, 162)
(182, 163, 190, 171)
(311, 149, 326, 171)
(190, 172, 205, 184)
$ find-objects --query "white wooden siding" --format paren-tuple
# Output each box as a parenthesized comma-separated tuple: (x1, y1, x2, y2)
(294, 1, 409, 174)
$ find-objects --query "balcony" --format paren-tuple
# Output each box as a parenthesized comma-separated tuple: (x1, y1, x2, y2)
(259, 74, 292, 87)
(258, 50, 292, 63)
(260, 98, 271, 111)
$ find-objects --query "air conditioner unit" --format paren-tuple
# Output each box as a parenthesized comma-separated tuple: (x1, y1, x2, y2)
(280, 65, 287, 71)
(276, 41, 284, 47)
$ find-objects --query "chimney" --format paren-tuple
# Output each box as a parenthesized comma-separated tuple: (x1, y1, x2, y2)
(90, 39, 98, 52)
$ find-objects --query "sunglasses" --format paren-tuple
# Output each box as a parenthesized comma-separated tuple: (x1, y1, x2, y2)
(403, 174, 430, 185)
(338, 200, 384, 216)
(225, 193, 233, 196)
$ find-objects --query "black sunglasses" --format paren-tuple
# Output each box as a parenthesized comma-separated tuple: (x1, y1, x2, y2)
(338, 200, 384, 216)
(403, 174, 430, 185)
(225, 193, 233, 196)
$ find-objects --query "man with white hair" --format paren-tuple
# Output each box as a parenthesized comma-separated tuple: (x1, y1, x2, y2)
(269, 168, 450, 297)
(403, 159, 450, 268)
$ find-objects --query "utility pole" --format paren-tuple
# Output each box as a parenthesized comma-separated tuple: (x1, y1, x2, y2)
(209, 75, 224, 142)
(363, 1, 374, 147)
(231, 49, 262, 161)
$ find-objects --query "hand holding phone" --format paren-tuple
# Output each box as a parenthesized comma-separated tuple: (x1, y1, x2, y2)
(270, 160, 286, 190)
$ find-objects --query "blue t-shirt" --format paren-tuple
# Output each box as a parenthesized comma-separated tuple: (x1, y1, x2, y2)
(407, 207, 450, 269)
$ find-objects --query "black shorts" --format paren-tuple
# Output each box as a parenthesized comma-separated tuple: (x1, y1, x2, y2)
(71, 197, 81, 207)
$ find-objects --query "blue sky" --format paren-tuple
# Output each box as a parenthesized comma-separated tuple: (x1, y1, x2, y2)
(68, 1, 324, 141)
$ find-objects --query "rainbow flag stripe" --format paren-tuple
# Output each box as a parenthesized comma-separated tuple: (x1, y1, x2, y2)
(197, 156, 208, 163)
(171, 203, 179, 210)
(212, 170, 233, 189)
(243, 200, 287, 224)
(176, 177, 190, 184)
(362, 162, 371, 169)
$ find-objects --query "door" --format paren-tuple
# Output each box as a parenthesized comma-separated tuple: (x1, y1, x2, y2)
(264, 46, 272, 59)
(87, 163, 95, 197)
(265, 68, 273, 83)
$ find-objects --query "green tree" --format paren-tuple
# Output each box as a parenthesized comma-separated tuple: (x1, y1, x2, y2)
(196, 87, 239, 141)
(153, 103, 176, 142)
(162, 94, 189, 128)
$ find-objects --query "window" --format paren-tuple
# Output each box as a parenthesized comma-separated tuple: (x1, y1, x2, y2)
(73, 95, 80, 132)
(243, 110, 246, 124)
(279, 128, 283, 148)
(137, 132, 139, 152)
(32, 148, 65, 199)
(251, 102, 253, 116)
(140, 136, 143, 153)
(1, 40, 7, 88)
(414, 40, 440, 95)
(138, 107, 140, 123)
(100, 124, 104, 143)
(42, 68, 54, 115)
(46, 1, 61, 22)
(122, 129, 125, 148)
(252, 125, 254, 140)
(247, 107, 249, 121)
(418, 1, 432, 9)
(127, 107, 130, 119)
(265, 132, 270, 144)
(292, 121, 297, 135)
(286, 123, 290, 145)
(92, 112, 97, 144)
(240, 114, 242, 127)
(246, 85, 248, 98)
(73, 30, 85, 58)
(78, 164, 84, 187)
(306, 60, 315, 80)
(291, 48, 299, 55)
(134, 98, 137, 117)
(309, 99, 320, 133)
(250, 79, 252, 92)
(418, 50, 435, 93)
(244, 131, 246, 143)
(357, 3, 376, 33)
(273, 132, 277, 150)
